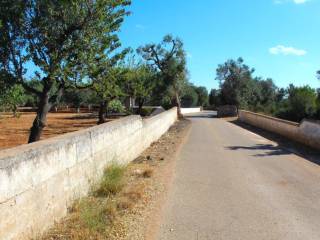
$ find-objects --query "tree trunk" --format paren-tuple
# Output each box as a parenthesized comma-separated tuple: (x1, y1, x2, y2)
(137, 98, 144, 115)
(175, 91, 183, 118)
(28, 92, 51, 143)
(12, 105, 17, 118)
(98, 100, 107, 124)
(28, 80, 64, 143)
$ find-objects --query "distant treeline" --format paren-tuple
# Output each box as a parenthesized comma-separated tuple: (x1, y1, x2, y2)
(208, 58, 320, 123)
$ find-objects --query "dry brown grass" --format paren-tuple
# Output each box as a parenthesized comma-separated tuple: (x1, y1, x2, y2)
(142, 168, 154, 178)
(37, 163, 147, 240)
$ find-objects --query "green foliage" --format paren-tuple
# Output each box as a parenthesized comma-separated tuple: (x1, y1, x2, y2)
(124, 62, 157, 107)
(93, 67, 126, 104)
(216, 57, 254, 108)
(195, 86, 209, 107)
(316, 89, 320, 119)
(276, 85, 317, 122)
(63, 88, 95, 108)
(108, 99, 125, 113)
(215, 58, 280, 114)
(138, 35, 187, 112)
(0, 84, 26, 116)
(94, 163, 126, 197)
(214, 57, 320, 122)
(209, 89, 222, 108)
(0, 0, 131, 141)
(181, 84, 199, 107)
(245, 78, 278, 114)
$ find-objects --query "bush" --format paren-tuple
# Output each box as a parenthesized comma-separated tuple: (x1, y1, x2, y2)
(275, 85, 317, 122)
(108, 100, 125, 113)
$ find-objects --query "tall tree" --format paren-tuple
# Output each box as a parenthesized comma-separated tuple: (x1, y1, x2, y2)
(0, 0, 130, 142)
(181, 84, 198, 107)
(216, 58, 254, 108)
(209, 89, 222, 108)
(137, 35, 187, 117)
(195, 86, 209, 107)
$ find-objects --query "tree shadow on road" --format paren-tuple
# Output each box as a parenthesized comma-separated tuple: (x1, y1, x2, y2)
(184, 113, 216, 119)
(227, 119, 320, 165)
(227, 144, 292, 157)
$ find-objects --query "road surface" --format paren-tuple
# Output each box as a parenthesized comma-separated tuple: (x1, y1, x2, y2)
(157, 111, 320, 240)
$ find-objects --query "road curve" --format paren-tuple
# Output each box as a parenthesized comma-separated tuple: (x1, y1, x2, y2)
(156, 111, 320, 240)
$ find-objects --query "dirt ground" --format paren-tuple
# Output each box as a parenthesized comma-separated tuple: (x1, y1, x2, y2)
(0, 112, 105, 150)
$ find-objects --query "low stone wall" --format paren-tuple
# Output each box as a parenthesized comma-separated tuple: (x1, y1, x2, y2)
(181, 107, 201, 114)
(238, 110, 320, 150)
(0, 108, 177, 240)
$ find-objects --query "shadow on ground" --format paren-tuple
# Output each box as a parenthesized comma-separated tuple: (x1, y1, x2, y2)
(184, 113, 217, 119)
(226, 144, 291, 157)
(228, 119, 320, 165)
(63, 113, 97, 120)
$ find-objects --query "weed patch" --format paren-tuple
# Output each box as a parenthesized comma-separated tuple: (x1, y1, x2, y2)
(78, 198, 117, 232)
(94, 163, 126, 197)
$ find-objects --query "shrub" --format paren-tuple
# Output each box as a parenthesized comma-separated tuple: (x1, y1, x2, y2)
(276, 85, 317, 122)
(108, 100, 125, 113)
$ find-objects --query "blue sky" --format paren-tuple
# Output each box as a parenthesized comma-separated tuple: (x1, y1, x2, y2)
(119, 0, 320, 90)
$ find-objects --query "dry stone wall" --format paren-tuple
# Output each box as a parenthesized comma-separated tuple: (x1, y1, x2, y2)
(238, 110, 320, 150)
(0, 108, 177, 240)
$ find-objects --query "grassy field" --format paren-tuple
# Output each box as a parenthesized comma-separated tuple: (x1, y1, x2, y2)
(0, 112, 109, 150)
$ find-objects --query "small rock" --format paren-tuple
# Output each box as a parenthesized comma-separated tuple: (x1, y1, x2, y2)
(133, 169, 143, 175)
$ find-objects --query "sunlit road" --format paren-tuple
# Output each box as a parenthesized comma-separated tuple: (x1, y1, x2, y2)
(157, 111, 320, 240)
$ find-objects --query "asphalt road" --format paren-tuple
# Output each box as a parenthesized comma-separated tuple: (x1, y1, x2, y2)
(157, 111, 320, 240)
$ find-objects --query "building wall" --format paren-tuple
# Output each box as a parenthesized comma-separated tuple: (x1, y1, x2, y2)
(238, 110, 320, 150)
(0, 108, 177, 240)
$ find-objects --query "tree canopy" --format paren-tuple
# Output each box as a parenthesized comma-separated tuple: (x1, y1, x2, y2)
(138, 34, 187, 116)
(0, 0, 131, 141)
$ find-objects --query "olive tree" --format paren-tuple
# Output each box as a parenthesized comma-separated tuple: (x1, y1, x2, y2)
(137, 35, 187, 117)
(0, 0, 130, 142)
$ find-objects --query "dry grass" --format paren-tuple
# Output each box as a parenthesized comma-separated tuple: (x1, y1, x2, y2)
(94, 164, 126, 197)
(142, 168, 153, 178)
(37, 163, 146, 240)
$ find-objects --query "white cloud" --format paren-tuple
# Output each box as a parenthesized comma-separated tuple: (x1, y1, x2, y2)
(135, 24, 146, 30)
(293, 0, 309, 3)
(274, 0, 309, 4)
(269, 45, 307, 56)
